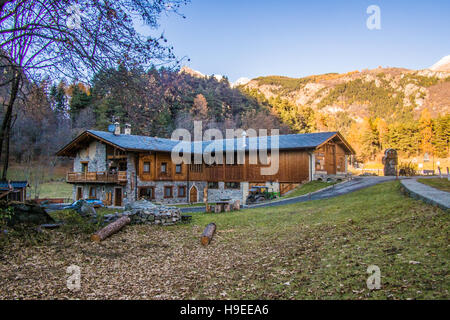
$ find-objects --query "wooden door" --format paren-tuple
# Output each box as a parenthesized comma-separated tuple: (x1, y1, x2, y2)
(76, 187, 83, 200)
(114, 188, 122, 206)
(106, 192, 112, 206)
(326, 144, 337, 174)
(189, 186, 198, 203)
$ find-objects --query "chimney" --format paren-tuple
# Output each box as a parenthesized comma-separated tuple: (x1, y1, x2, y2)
(124, 123, 131, 135)
(114, 122, 120, 135)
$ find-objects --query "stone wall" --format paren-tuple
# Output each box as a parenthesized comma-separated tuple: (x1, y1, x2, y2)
(207, 182, 244, 203)
(73, 141, 106, 172)
(135, 180, 207, 204)
(125, 153, 137, 205)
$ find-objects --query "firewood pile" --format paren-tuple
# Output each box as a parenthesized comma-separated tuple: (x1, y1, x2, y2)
(102, 200, 182, 226)
(91, 200, 182, 242)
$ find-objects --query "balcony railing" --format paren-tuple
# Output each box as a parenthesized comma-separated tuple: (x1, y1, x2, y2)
(67, 171, 127, 184)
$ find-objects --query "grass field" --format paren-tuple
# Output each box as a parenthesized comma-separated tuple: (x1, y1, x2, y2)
(417, 178, 450, 192)
(282, 181, 336, 199)
(0, 181, 448, 299)
(7, 164, 73, 200)
(38, 182, 73, 199)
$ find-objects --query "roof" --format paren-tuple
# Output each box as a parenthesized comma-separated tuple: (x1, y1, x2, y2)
(56, 130, 355, 157)
(0, 181, 29, 190)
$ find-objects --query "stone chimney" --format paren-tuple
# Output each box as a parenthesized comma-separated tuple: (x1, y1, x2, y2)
(124, 123, 131, 135)
(114, 122, 121, 135)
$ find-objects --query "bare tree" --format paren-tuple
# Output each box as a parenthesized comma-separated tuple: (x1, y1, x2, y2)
(0, 0, 188, 179)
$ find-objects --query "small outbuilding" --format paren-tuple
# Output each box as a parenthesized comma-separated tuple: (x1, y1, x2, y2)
(0, 181, 29, 202)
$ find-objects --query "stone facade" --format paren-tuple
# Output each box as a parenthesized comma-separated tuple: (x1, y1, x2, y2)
(207, 182, 245, 204)
(73, 141, 106, 172)
(69, 140, 350, 207)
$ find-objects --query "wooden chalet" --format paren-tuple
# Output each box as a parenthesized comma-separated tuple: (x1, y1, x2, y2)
(56, 125, 355, 206)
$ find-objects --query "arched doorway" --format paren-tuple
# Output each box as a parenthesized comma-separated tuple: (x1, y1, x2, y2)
(189, 185, 198, 203)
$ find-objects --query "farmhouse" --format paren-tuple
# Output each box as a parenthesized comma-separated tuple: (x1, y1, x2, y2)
(56, 124, 355, 206)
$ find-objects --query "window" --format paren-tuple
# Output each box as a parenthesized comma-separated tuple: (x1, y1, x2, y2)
(225, 182, 240, 189)
(164, 186, 173, 198)
(118, 161, 127, 171)
(175, 164, 182, 174)
(81, 162, 88, 173)
(189, 164, 203, 173)
(139, 187, 155, 200)
(161, 162, 167, 173)
(143, 161, 151, 173)
(178, 186, 186, 197)
(89, 187, 96, 199)
(208, 182, 219, 189)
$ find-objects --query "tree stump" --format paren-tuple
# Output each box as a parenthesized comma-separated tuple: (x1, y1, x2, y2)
(201, 223, 216, 246)
(91, 216, 131, 242)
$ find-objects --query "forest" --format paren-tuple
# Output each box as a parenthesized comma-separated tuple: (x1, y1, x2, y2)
(2, 64, 449, 173)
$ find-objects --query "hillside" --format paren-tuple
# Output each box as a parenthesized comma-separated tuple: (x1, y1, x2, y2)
(430, 55, 450, 72)
(237, 60, 450, 161)
(241, 67, 450, 121)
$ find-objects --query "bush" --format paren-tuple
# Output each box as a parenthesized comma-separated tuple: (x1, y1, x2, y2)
(398, 162, 418, 176)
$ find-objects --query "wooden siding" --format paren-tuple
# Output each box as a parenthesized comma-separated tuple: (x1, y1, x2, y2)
(185, 150, 310, 183)
(315, 140, 347, 174)
(136, 139, 348, 183)
(138, 152, 188, 182)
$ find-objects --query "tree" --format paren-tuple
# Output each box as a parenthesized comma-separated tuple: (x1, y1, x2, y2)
(192, 94, 208, 121)
(418, 108, 434, 156)
(360, 118, 380, 161)
(49, 80, 68, 121)
(0, 0, 188, 178)
(432, 114, 450, 158)
(69, 83, 91, 123)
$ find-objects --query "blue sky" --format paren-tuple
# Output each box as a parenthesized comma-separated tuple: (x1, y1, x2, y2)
(144, 0, 450, 82)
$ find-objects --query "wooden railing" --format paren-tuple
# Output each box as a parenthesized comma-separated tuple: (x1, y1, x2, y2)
(67, 171, 127, 184)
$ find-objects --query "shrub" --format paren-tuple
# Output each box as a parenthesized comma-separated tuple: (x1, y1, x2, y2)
(398, 162, 418, 176)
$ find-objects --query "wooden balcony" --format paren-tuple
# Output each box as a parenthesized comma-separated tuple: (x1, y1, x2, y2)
(66, 171, 127, 184)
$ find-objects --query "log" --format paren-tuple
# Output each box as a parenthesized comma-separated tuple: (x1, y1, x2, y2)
(200, 223, 216, 246)
(91, 216, 131, 242)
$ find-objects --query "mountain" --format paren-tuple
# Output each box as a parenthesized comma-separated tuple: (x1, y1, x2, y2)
(232, 77, 251, 88)
(179, 66, 205, 78)
(240, 65, 450, 121)
(429, 55, 450, 72)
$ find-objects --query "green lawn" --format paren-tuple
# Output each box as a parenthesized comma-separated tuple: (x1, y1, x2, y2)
(417, 178, 450, 192)
(1, 181, 448, 299)
(281, 180, 337, 199)
(38, 182, 73, 199)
